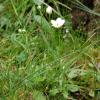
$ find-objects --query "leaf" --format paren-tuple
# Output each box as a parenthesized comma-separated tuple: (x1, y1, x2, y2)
(33, 76, 45, 84)
(89, 90, 94, 97)
(16, 51, 28, 63)
(62, 91, 69, 99)
(88, 63, 94, 68)
(67, 84, 79, 92)
(33, 0, 44, 5)
(49, 88, 59, 96)
(0, 16, 9, 27)
(96, 72, 100, 82)
(32, 90, 46, 100)
(68, 68, 80, 79)
(33, 15, 54, 34)
(0, 4, 4, 12)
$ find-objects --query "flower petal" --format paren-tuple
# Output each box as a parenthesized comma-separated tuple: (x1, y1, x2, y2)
(51, 20, 57, 28)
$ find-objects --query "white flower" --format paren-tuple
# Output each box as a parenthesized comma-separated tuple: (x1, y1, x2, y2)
(66, 29, 69, 33)
(37, 5, 41, 9)
(46, 6, 53, 14)
(51, 18, 65, 28)
(18, 28, 26, 33)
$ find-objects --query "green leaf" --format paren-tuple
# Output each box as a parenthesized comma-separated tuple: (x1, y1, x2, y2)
(33, 0, 44, 5)
(67, 84, 79, 92)
(88, 63, 94, 68)
(62, 91, 69, 99)
(16, 51, 28, 63)
(0, 16, 9, 27)
(89, 90, 94, 97)
(32, 90, 46, 100)
(68, 68, 80, 79)
(33, 15, 54, 34)
(33, 76, 45, 84)
(0, 4, 4, 12)
(96, 72, 100, 82)
(49, 88, 59, 96)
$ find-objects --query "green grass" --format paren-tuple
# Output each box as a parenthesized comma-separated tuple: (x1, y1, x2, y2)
(0, 0, 100, 99)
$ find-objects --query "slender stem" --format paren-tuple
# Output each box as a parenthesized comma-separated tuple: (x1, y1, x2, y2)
(10, 0, 22, 26)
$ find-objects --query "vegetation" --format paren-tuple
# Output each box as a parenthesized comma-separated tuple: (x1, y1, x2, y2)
(0, 0, 100, 99)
